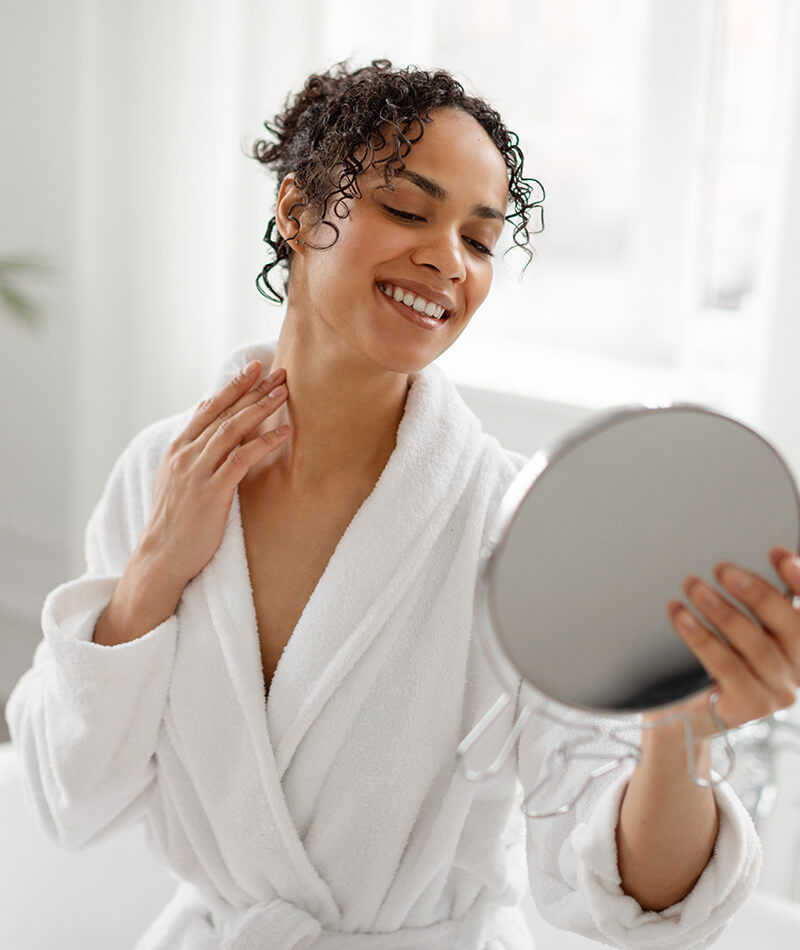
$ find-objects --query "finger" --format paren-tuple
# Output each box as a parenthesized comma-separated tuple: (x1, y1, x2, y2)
(198, 383, 289, 474)
(213, 423, 292, 489)
(711, 562, 800, 679)
(682, 574, 799, 704)
(181, 360, 263, 444)
(666, 601, 777, 722)
(194, 368, 287, 452)
(768, 548, 800, 608)
(768, 546, 800, 581)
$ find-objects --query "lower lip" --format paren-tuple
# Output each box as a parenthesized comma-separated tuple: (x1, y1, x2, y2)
(376, 285, 449, 330)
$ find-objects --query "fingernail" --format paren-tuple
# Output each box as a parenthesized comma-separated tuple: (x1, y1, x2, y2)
(722, 565, 753, 593)
(695, 582, 723, 611)
(783, 556, 800, 585)
(677, 609, 700, 634)
(242, 360, 259, 375)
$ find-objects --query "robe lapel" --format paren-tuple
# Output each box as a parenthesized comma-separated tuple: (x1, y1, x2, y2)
(196, 341, 484, 897)
(198, 493, 341, 921)
(259, 364, 484, 779)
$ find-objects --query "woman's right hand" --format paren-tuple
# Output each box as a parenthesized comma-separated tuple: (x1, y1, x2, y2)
(136, 359, 290, 589)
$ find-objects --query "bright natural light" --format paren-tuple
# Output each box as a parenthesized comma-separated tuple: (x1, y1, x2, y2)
(308, 0, 789, 412)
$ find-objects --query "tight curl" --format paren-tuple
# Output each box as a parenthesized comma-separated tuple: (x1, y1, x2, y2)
(246, 59, 545, 304)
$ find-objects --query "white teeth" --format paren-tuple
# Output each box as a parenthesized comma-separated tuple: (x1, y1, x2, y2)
(379, 283, 447, 320)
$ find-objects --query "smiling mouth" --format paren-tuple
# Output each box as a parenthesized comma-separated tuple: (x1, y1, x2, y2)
(376, 282, 451, 320)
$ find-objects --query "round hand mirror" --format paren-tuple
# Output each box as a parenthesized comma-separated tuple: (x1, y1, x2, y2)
(479, 403, 800, 717)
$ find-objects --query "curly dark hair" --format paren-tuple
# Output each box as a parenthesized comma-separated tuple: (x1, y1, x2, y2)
(246, 59, 545, 304)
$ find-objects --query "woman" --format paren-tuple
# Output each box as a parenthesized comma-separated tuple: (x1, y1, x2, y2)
(7, 60, 791, 949)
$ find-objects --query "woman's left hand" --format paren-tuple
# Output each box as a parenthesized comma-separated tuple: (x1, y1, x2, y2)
(661, 545, 800, 742)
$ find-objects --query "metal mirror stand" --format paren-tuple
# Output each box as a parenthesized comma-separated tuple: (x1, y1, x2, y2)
(456, 688, 737, 819)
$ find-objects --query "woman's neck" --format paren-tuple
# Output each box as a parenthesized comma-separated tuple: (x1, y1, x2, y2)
(255, 310, 411, 491)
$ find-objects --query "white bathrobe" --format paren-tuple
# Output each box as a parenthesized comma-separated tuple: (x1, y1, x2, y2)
(6, 340, 762, 949)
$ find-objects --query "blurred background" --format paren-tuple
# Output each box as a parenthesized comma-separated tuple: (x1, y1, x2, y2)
(2, 0, 800, 922)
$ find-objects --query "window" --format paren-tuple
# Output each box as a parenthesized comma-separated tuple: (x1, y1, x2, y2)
(305, 0, 791, 408)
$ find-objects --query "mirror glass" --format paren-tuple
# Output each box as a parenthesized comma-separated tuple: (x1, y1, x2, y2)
(480, 404, 800, 715)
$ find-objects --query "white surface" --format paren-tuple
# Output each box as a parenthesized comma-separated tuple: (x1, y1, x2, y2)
(0, 741, 176, 949)
(2, 740, 800, 949)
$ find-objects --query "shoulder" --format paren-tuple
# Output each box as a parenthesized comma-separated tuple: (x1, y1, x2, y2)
(87, 408, 194, 561)
(475, 434, 530, 520)
(83, 341, 279, 571)
(108, 408, 194, 495)
(206, 339, 278, 391)
(422, 363, 530, 484)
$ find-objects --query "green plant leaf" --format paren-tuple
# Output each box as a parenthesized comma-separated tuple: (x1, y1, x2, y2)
(0, 281, 40, 326)
(0, 255, 53, 274)
(0, 255, 52, 327)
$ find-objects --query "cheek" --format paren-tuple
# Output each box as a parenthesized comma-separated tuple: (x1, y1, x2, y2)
(465, 266, 494, 314)
(329, 214, 399, 268)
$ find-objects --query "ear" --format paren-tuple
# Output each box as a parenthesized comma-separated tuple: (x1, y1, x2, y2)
(275, 175, 310, 253)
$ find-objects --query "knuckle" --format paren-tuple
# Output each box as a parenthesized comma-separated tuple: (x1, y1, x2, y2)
(753, 638, 776, 668)
(706, 597, 728, 620)
(227, 446, 245, 467)
(218, 418, 233, 436)
(169, 444, 190, 467)
(198, 395, 216, 413)
(167, 453, 186, 477)
(779, 686, 798, 708)
(755, 696, 775, 719)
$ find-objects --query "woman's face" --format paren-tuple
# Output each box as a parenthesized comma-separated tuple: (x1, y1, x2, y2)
(283, 107, 510, 374)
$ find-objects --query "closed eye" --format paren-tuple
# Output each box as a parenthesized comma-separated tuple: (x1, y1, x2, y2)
(465, 238, 493, 257)
(382, 205, 423, 222)
(382, 205, 495, 258)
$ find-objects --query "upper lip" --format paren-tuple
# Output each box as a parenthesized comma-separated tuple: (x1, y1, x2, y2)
(378, 279, 456, 315)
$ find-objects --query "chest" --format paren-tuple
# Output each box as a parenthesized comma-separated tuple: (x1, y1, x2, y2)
(237, 474, 373, 700)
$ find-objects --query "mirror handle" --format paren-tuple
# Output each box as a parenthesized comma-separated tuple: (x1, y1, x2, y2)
(457, 693, 532, 782)
(459, 692, 738, 818)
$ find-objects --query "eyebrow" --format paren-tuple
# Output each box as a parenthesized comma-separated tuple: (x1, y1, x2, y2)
(396, 169, 506, 223)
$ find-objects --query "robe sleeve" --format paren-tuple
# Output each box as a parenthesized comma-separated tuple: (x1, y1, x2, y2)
(517, 699, 763, 948)
(4, 419, 182, 851)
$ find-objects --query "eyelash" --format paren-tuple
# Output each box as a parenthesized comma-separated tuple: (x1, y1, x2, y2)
(381, 205, 494, 258)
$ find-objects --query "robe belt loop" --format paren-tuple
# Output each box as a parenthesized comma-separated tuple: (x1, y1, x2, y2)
(221, 897, 322, 950)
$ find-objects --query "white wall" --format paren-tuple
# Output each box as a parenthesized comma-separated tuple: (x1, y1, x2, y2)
(0, 0, 78, 694)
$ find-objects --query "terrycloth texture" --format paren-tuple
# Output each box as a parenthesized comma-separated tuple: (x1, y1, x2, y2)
(5, 339, 761, 949)
(517, 706, 763, 948)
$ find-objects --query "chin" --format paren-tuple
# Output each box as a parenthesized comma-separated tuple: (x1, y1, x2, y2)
(370, 337, 448, 377)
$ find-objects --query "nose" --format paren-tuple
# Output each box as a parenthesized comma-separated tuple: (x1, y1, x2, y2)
(410, 230, 467, 283)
